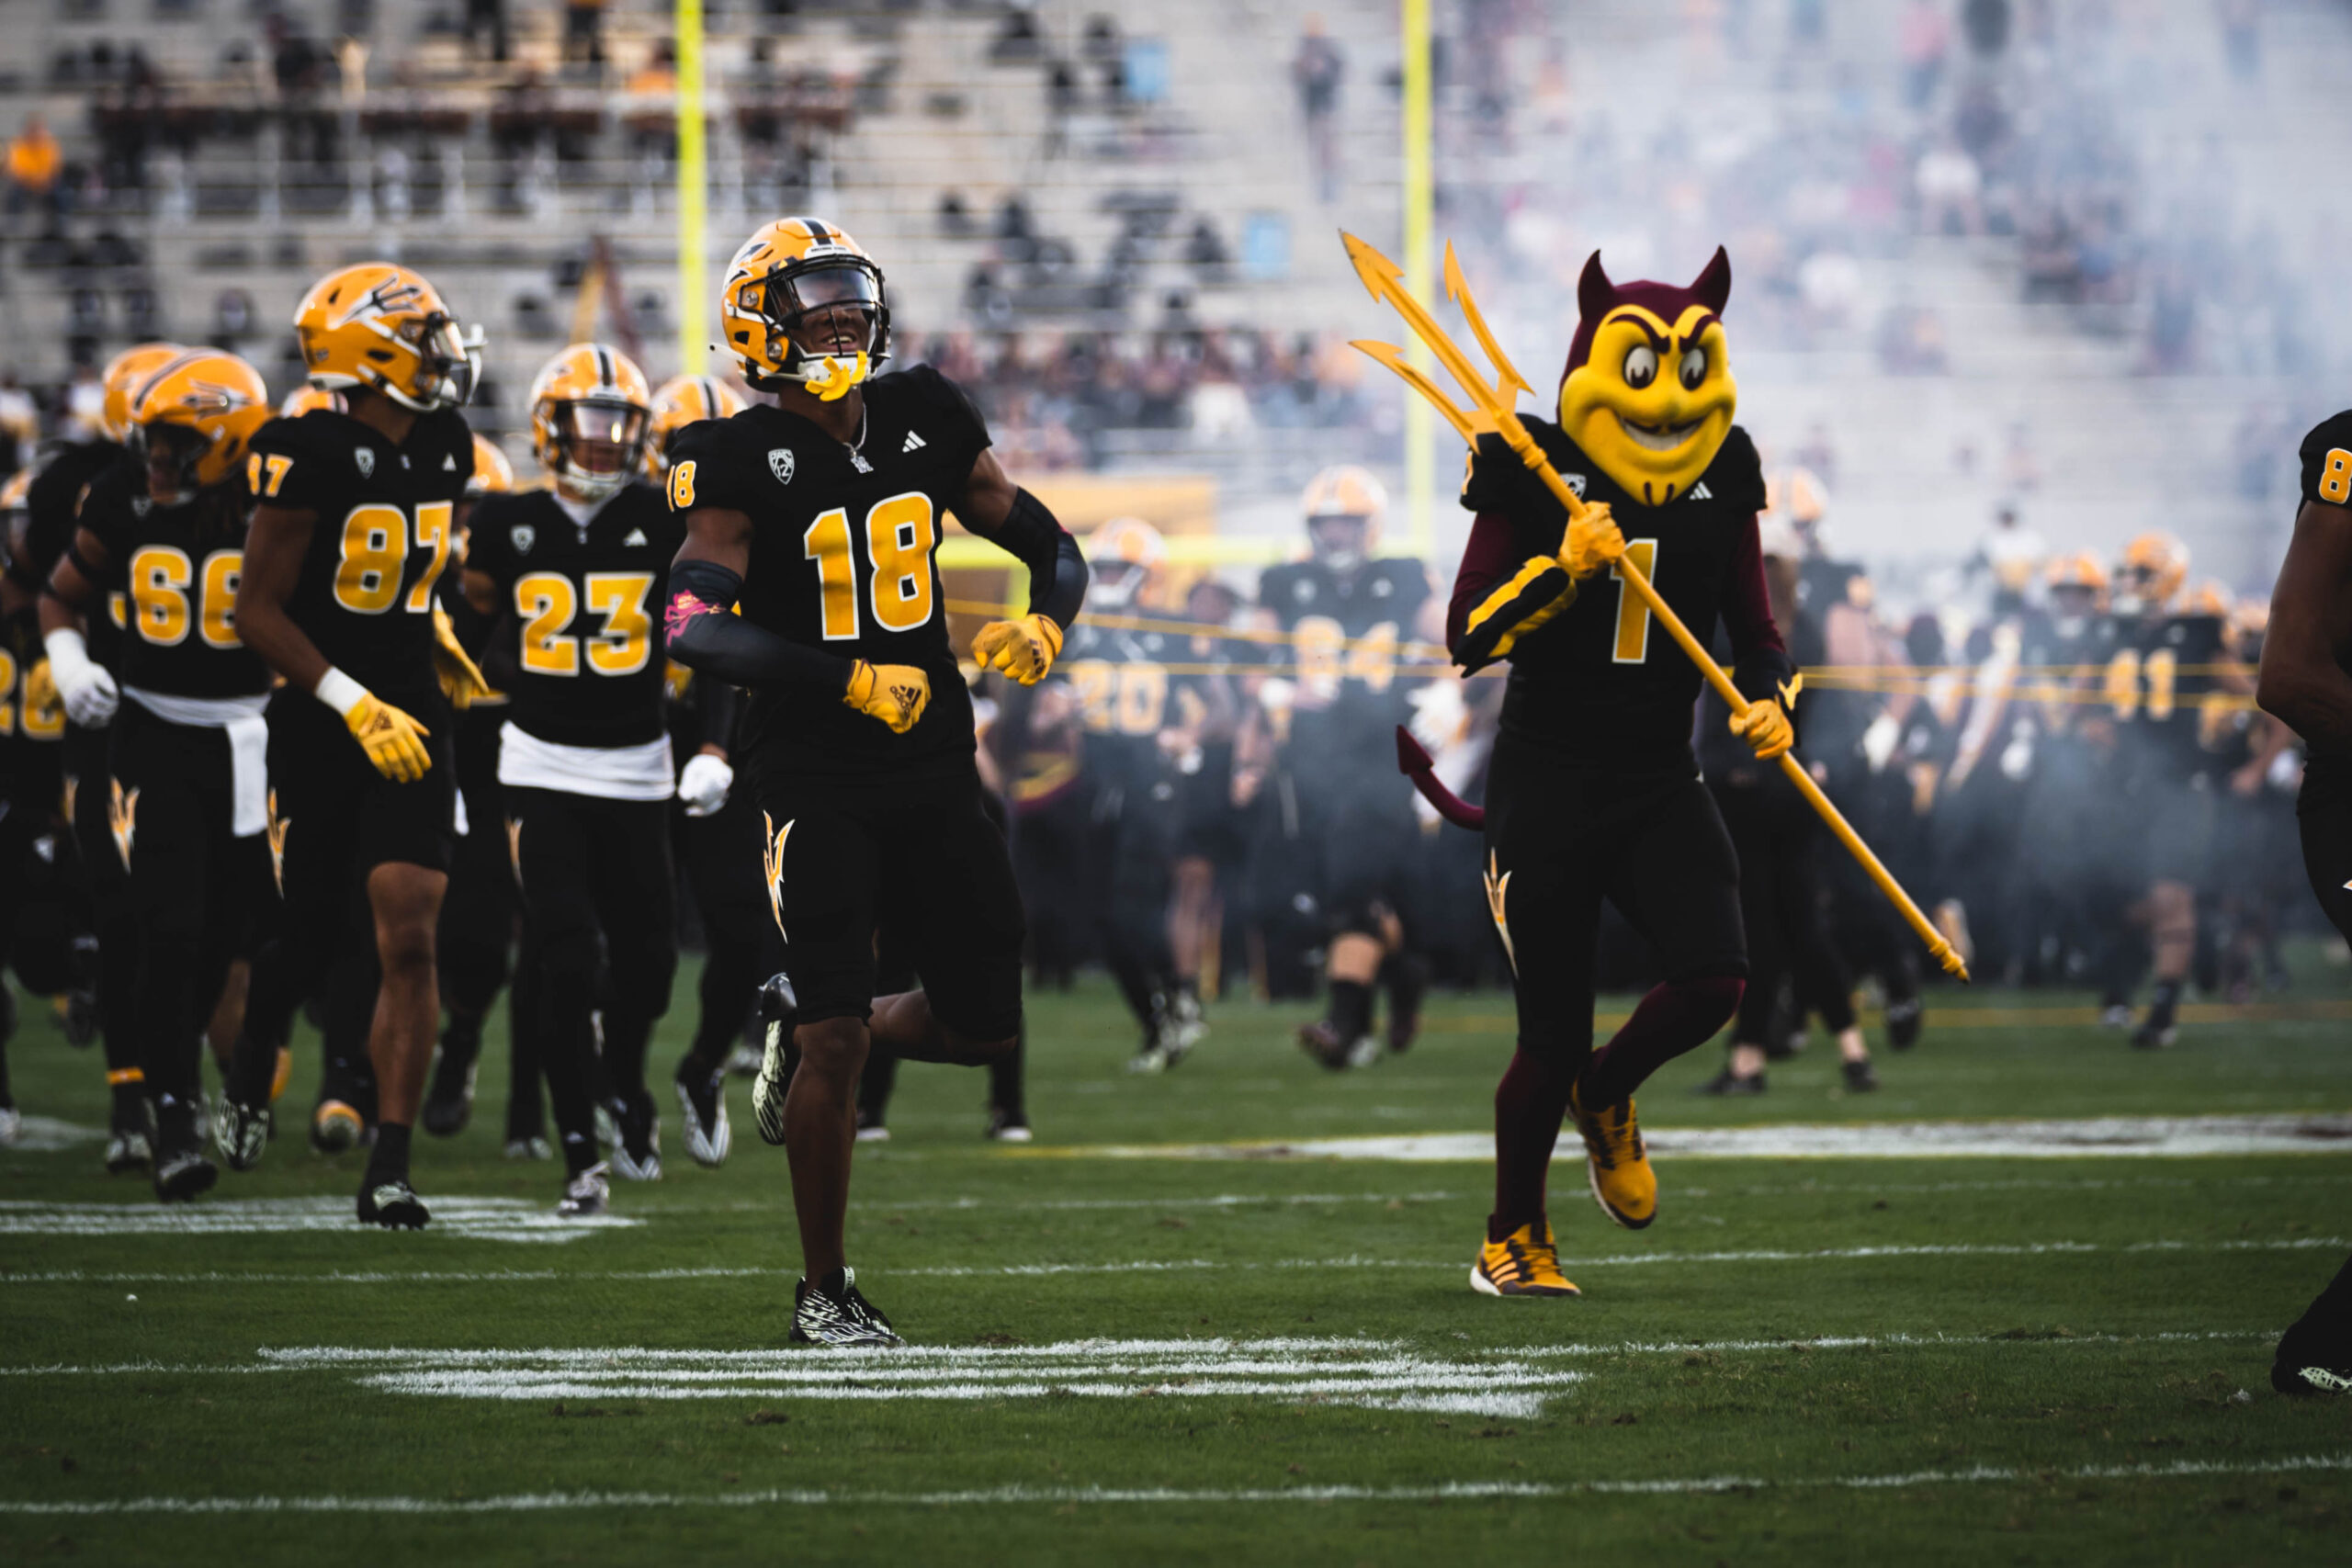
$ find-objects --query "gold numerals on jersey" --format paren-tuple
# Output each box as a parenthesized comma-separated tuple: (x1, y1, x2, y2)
(247, 452, 293, 500)
(0, 649, 64, 739)
(514, 570, 657, 678)
(801, 492, 937, 641)
(129, 546, 243, 649)
(1293, 615, 1401, 696)
(1069, 659, 1168, 736)
(2322, 448, 2352, 506)
(2104, 647, 2177, 721)
(669, 459, 697, 512)
(1611, 538, 1659, 664)
(330, 501, 455, 615)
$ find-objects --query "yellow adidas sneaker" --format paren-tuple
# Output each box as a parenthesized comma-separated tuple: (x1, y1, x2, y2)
(1470, 1219, 1580, 1297)
(1568, 1083, 1657, 1230)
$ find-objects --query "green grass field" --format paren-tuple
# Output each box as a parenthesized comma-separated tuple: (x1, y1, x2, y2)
(4, 963, 2350, 1565)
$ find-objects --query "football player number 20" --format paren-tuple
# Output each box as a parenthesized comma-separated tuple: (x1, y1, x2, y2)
(331, 502, 455, 615)
(804, 492, 935, 639)
(1611, 539, 1659, 664)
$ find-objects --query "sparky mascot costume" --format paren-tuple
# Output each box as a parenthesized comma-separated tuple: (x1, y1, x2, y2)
(1443, 249, 1800, 1297)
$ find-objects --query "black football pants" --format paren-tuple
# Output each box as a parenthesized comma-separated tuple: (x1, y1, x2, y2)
(1713, 775, 1856, 1043)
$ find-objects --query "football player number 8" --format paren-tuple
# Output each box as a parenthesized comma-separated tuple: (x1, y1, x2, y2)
(2322, 448, 2352, 505)
(803, 493, 936, 640)
(332, 502, 455, 615)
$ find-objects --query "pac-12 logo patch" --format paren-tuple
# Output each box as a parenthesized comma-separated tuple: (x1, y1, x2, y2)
(768, 448, 796, 486)
(510, 525, 536, 555)
(355, 448, 376, 479)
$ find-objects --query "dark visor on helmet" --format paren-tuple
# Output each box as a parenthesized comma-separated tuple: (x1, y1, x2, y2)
(763, 263, 881, 324)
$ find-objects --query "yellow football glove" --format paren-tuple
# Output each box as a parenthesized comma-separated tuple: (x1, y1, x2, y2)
(431, 604, 494, 710)
(1557, 500, 1626, 580)
(968, 613, 1065, 686)
(842, 659, 931, 735)
(1730, 684, 1798, 762)
(346, 693, 435, 782)
(23, 658, 59, 716)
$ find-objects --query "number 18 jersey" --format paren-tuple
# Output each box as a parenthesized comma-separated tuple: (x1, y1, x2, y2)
(243, 406, 476, 710)
(663, 366, 992, 777)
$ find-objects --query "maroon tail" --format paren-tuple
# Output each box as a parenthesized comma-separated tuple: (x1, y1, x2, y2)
(1396, 725, 1485, 831)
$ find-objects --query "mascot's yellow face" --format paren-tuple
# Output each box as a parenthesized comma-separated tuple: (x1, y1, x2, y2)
(1555, 249, 1738, 507)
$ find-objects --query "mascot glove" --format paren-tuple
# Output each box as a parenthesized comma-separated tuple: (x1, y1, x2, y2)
(1557, 501, 1626, 581)
(843, 659, 931, 735)
(677, 751, 733, 818)
(345, 693, 435, 783)
(1730, 695, 1795, 762)
(969, 613, 1064, 686)
(40, 630, 119, 728)
(431, 604, 495, 711)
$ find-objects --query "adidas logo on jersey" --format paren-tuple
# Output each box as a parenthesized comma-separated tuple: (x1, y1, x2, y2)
(443, 453, 458, 471)
(622, 528, 648, 547)
(903, 430, 926, 454)
(1689, 481, 1713, 501)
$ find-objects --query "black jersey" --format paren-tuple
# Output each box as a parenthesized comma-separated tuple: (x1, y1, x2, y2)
(1256, 556, 1431, 771)
(2299, 411, 2352, 511)
(75, 467, 268, 700)
(244, 406, 475, 710)
(663, 366, 992, 777)
(22, 438, 133, 664)
(2107, 612, 2228, 784)
(1456, 418, 1778, 771)
(1056, 615, 1180, 787)
(465, 482, 683, 749)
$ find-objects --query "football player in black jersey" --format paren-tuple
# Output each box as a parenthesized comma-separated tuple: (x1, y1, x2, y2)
(1446, 251, 1795, 1297)
(20, 343, 181, 1170)
(39, 350, 277, 1201)
(211, 263, 490, 1230)
(1051, 516, 1201, 1070)
(2252, 406, 2352, 1396)
(0, 465, 59, 1147)
(462, 343, 683, 1215)
(663, 218, 1087, 1344)
(1256, 467, 1445, 1068)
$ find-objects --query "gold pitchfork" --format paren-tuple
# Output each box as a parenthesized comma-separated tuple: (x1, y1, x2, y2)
(1344, 231, 1968, 981)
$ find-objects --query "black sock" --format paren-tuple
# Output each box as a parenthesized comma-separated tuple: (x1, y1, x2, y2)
(367, 1121, 413, 1182)
(223, 1035, 277, 1106)
(2147, 980, 2181, 1028)
(1328, 978, 1373, 1043)
(153, 1096, 198, 1151)
(560, 1129, 598, 1177)
(816, 1266, 849, 1295)
(988, 1032, 1025, 1122)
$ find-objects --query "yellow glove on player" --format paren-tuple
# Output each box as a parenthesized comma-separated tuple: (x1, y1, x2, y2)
(431, 604, 494, 710)
(1729, 675, 1802, 762)
(1557, 500, 1626, 581)
(968, 613, 1065, 686)
(346, 693, 435, 782)
(842, 660, 931, 735)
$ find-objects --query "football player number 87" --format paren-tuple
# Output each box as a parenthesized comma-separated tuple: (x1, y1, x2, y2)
(803, 492, 936, 639)
(2321, 448, 2352, 505)
(331, 502, 455, 615)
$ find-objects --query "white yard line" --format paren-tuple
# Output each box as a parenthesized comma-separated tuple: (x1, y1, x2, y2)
(5, 1235, 2343, 1289)
(0, 1196, 636, 1244)
(3, 1454, 2346, 1514)
(1049, 1112, 2352, 1162)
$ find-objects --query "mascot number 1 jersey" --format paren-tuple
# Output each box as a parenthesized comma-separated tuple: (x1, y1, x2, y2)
(244, 406, 477, 708)
(663, 365, 992, 775)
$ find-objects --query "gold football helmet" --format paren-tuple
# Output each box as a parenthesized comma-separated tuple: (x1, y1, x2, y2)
(642, 374, 748, 478)
(2117, 532, 2188, 612)
(100, 343, 183, 443)
(1086, 516, 1168, 610)
(128, 349, 270, 505)
(292, 263, 482, 412)
(718, 218, 891, 398)
(2045, 549, 2109, 593)
(2187, 578, 2233, 619)
(0, 467, 30, 513)
(1301, 464, 1386, 570)
(469, 434, 516, 497)
(278, 385, 348, 419)
(527, 343, 652, 500)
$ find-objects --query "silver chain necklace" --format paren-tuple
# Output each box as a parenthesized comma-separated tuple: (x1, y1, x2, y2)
(843, 405, 872, 473)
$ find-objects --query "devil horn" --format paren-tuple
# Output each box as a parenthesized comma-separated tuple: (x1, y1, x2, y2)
(1576, 252, 1616, 324)
(1691, 246, 1732, 313)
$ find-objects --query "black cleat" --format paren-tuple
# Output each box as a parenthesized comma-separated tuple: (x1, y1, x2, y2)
(421, 1022, 481, 1137)
(213, 1098, 271, 1170)
(789, 1268, 904, 1347)
(152, 1144, 217, 1203)
(105, 1128, 153, 1176)
(1885, 996, 1924, 1050)
(986, 1105, 1033, 1144)
(2130, 1021, 2177, 1050)
(2273, 1319, 2352, 1395)
(1841, 1057, 1880, 1092)
(609, 1092, 662, 1181)
(1296, 1020, 1356, 1071)
(752, 972, 798, 1147)
(356, 1176, 430, 1230)
(1698, 1067, 1767, 1097)
(674, 1064, 730, 1168)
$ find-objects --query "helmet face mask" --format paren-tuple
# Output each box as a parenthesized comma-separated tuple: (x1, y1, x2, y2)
(387, 311, 481, 412)
(721, 221, 892, 396)
(528, 344, 651, 501)
(130, 420, 209, 507)
(295, 265, 481, 413)
(1308, 513, 1371, 571)
(548, 400, 650, 492)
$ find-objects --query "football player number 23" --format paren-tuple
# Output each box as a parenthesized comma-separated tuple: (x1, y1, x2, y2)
(331, 502, 455, 615)
(514, 572, 657, 677)
(804, 493, 936, 639)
